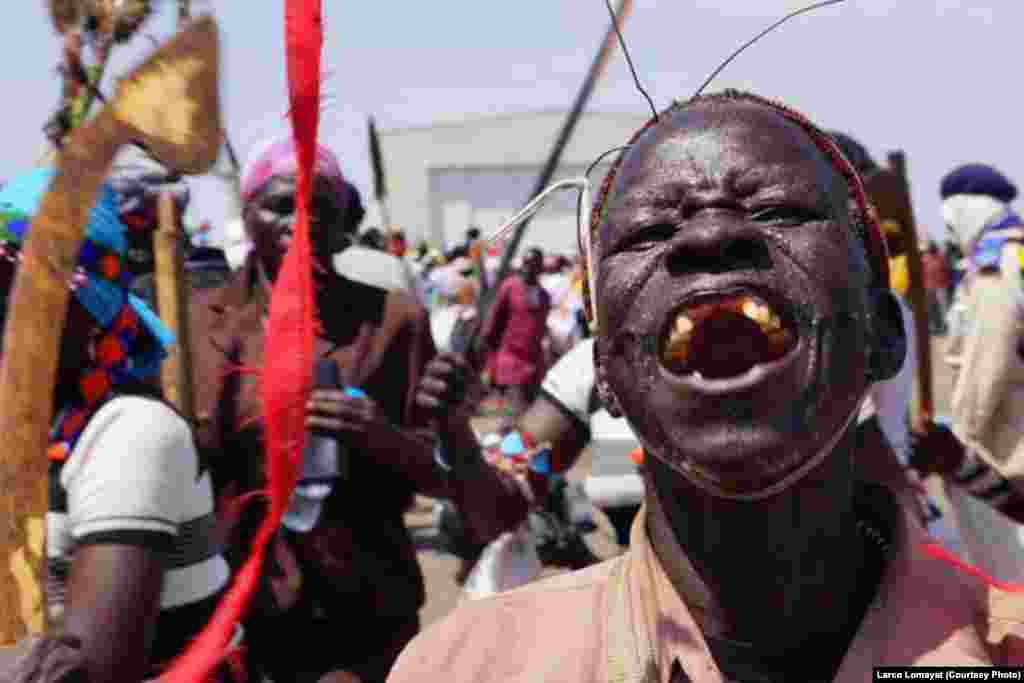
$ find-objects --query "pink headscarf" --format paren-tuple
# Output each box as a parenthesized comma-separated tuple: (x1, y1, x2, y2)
(240, 136, 346, 202)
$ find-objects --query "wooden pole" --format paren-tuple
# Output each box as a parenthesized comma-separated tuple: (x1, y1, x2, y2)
(462, 0, 634, 353)
(889, 151, 934, 428)
(178, 0, 192, 26)
(154, 192, 194, 420)
(0, 17, 221, 644)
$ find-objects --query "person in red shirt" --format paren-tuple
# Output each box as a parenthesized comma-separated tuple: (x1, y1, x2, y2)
(479, 247, 551, 425)
(388, 230, 408, 258)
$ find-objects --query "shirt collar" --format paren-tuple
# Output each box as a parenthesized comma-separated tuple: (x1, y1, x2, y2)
(618, 486, 993, 683)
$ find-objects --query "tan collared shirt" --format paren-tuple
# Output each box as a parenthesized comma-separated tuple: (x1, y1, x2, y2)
(388, 489, 1024, 682)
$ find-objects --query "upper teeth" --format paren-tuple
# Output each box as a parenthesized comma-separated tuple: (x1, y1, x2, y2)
(742, 299, 781, 331)
(662, 295, 786, 365)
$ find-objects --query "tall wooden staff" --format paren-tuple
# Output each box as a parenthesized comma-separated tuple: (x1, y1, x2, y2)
(864, 152, 933, 429)
(43, 1, 158, 161)
(152, 0, 196, 420)
(463, 0, 634, 353)
(0, 17, 221, 644)
(154, 192, 194, 419)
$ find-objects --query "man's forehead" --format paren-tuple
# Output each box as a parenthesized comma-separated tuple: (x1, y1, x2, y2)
(255, 173, 337, 194)
(614, 103, 836, 197)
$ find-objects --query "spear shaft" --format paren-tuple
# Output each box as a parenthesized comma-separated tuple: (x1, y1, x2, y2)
(462, 0, 633, 354)
(369, 116, 394, 238)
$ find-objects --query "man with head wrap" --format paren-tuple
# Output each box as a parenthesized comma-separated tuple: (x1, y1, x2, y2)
(389, 91, 1023, 683)
(0, 169, 231, 683)
(189, 137, 528, 683)
(904, 164, 1024, 589)
(939, 164, 1024, 475)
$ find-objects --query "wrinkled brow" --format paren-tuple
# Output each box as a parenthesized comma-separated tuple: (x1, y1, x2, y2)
(610, 162, 831, 210)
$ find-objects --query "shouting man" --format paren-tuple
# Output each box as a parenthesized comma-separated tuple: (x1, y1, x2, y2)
(388, 91, 1022, 682)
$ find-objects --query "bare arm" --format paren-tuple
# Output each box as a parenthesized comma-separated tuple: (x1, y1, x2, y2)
(62, 544, 164, 683)
(519, 394, 590, 474)
(50, 398, 199, 683)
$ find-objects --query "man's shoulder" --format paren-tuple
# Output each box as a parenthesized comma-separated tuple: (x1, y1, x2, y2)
(387, 560, 619, 682)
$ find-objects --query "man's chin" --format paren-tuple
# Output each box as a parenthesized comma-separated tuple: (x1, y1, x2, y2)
(644, 424, 824, 498)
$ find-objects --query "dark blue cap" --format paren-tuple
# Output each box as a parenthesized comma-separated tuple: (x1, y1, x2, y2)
(940, 164, 1017, 202)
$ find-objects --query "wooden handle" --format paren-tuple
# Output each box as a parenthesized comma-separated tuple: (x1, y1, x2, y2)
(154, 192, 194, 421)
(0, 18, 222, 643)
(0, 112, 124, 644)
(889, 152, 934, 427)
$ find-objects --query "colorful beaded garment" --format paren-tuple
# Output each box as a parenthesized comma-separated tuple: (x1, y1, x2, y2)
(0, 207, 151, 464)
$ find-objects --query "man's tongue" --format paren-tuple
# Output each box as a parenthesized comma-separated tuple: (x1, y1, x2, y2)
(662, 293, 794, 379)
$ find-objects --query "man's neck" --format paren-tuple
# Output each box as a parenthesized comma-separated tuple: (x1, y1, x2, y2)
(647, 435, 871, 661)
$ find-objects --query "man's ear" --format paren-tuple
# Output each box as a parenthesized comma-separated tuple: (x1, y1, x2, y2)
(867, 287, 907, 382)
(593, 340, 624, 418)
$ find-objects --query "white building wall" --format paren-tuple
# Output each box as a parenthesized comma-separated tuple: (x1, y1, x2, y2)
(379, 110, 649, 253)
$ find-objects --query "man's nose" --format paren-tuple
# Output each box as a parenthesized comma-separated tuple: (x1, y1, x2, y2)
(665, 212, 772, 276)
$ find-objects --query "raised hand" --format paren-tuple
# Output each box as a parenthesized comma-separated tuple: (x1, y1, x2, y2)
(415, 352, 483, 424)
(910, 421, 967, 476)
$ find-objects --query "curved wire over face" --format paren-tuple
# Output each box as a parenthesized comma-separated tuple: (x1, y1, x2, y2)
(482, 177, 598, 331)
(694, 0, 846, 97)
(586, 145, 630, 180)
(603, 0, 657, 120)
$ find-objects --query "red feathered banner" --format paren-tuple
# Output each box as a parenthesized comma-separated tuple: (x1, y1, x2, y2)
(159, 2, 322, 680)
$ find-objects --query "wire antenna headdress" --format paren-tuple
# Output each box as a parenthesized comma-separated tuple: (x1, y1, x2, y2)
(483, 0, 848, 332)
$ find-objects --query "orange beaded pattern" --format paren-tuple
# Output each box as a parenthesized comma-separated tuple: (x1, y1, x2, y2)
(47, 306, 143, 463)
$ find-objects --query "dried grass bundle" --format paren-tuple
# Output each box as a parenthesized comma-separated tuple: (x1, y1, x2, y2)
(89, 0, 156, 42)
(46, 0, 81, 34)
(47, 0, 157, 42)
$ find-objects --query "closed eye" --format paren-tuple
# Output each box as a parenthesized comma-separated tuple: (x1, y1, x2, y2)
(750, 206, 824, 225)
(618, 223, 677, 251)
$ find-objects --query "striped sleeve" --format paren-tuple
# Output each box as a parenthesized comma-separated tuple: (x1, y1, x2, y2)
(950, 452, 1024, 524)
(61, 397, 195, 550)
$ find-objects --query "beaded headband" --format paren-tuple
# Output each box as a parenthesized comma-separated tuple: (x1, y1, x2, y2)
(582, 91, 890, 327)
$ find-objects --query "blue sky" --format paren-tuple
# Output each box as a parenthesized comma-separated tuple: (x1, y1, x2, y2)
(0, 1, 1016, 244)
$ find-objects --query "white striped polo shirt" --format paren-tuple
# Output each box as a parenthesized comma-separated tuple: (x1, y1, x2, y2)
(46, 396, 230, 657)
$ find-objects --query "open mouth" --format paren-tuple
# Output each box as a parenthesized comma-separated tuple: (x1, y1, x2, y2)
(660, 290, 799, 381)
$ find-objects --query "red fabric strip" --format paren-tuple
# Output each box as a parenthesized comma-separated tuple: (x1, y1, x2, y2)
(158, 3, 323, 680)
(921, 542, 1024, 593)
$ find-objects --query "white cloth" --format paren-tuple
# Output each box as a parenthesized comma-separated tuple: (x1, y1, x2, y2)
(540, 338, 595, 423)
(540, 339, 644, 509)
(332, 244, 419, 296)
(222, 216, 251, 271)
(461, 527, 542, 600)
(48, 397, 229, 612)
(942, 194, 1008, 253)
